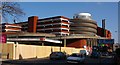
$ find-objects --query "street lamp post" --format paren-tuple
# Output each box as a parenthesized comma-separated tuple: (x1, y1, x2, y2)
(115, 31, 117, 43)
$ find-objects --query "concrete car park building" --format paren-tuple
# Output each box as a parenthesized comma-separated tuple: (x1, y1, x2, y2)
(0, 13, 114, 59)
(1, 13, 113, 48)
(16, 16, 70, 36)
(37, 16, 70, 36)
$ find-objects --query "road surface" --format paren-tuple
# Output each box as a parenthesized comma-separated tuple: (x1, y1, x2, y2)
(2, 56, 115, 65)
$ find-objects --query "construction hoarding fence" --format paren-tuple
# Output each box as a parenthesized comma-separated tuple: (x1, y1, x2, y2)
(0, 43, 84, 60)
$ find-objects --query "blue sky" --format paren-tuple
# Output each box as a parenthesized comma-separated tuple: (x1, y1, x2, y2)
(17, 2, 118, 42)
(3, 0, 119, 2)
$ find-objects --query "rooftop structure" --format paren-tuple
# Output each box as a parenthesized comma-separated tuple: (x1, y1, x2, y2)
(73, 13, 92, 20)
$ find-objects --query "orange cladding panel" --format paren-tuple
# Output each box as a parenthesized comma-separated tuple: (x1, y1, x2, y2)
(67, 39, 87, 48)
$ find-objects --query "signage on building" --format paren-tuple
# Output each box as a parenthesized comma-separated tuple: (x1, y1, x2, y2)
(98, 39, 114, 44)
(0, 34, 7, 43)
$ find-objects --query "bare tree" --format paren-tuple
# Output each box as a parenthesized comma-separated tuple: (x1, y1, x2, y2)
(2, 2, 25, 23)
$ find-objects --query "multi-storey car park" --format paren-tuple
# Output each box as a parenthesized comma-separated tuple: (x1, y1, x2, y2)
(2, 23, 22, 34)
(0, 13, 115, 60)
(37, 16, 70, 36)
(1, 13, 114, 51)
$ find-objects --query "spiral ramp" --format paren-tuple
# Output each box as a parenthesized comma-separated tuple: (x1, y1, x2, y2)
(70, 19, 97, 35)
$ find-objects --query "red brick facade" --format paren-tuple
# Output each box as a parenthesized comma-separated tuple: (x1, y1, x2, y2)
(97, 27, 111, 39)
(28, 16, 38, 33)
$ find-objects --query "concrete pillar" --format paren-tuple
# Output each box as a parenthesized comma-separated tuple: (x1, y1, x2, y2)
(42, 43, 44, 46)
(95, 39, 97, 46)
(87, 39, 88, 46)
(90, 39, 92, 47)
(15, 42, 19, 59)
(93, 39, 96, 46)
(64, 39, 66, 47)
(91, 39, 93, 47)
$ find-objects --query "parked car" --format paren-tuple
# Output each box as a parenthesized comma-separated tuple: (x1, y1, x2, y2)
(67, 53, 85, 64)
(80, 50, 89, 56)
(50, 52, 66, 60)
(101, 52, 108, 56)
(91, 51, 100, 58)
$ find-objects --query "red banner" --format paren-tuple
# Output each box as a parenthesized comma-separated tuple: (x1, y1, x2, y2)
(40, 38, 45, 41)
(0, 34, 7, 43)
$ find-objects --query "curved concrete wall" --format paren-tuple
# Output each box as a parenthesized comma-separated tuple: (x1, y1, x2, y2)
(71, 23, 97, 29)
(70, 19, 97, 35)
(71, 27, 97, 33)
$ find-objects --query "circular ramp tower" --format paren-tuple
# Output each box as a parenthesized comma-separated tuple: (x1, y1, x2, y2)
(70, 13, 97, 35)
